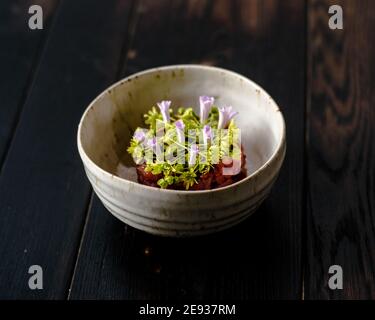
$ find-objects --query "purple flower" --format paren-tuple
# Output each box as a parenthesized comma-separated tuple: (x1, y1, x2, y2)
(157, 100, 171, 123)
(133, 129, 146, 143)
(175, 120, 185, 143)
(203, 125, 212, 145)
(188, 144, 200, 166)
(147, 136, 163, 152)
(199, 96, 214, 123)
(146, 137, 163, 162)
(175, 119, 185, 130)
(146, 137, 157, 149)
(218, 106, 238, 129)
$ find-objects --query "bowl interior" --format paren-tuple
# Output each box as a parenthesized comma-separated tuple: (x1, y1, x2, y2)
(79, 66, 283, 183)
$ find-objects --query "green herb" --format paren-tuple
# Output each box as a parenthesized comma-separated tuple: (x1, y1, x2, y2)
(128, 98, 240, 189)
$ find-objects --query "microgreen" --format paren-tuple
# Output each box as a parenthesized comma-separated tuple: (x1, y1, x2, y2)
(127, 97, 241, 190)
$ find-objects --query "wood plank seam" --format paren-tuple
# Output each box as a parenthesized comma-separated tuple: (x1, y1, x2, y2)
(0, 0, 137, 299)
(67, 193, 94, 299)
(301, 0, 311, 301)
(66, 0, 140, 299)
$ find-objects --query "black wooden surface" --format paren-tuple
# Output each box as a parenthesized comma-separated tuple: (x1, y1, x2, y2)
(0, 0, 59, 168)
(0, 0, 374, 300)
(0, 0, 134, 299)
(306, 0, 375, 299)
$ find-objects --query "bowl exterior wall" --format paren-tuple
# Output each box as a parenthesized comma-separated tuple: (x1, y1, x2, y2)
(81, 141, 285, 236)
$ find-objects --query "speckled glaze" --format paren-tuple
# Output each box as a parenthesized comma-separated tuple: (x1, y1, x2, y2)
(77, 65, 286, 237)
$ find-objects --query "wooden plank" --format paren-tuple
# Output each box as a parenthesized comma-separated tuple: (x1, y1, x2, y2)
(306, 0, 375, 299)
(70, 0, 305, 299)
(0, 0, 59, 167)
(0, 0, 133, 299)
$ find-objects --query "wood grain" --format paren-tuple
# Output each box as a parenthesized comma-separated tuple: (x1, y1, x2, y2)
(0, 0, 59, 169)
(306, 0, 375, 299)
(70, 0, 306, 299)
(0, 0, 133, 299)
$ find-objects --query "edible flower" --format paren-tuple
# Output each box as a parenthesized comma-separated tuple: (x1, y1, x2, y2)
(175, 119, 185, 144)
(146, 137, 163, 163)
(146, 137, 157, 149)
(218, 106, 238, 129)
(157, 100, 171, 123)
(203, 125, 212, 145)
(188, 144, 199, 166)
(133, 129, 146, 143)
(127, 97, 244, 190)
(199, 96, 214, 124)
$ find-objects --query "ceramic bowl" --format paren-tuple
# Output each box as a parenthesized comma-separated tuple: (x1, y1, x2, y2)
(77, 65, 286, 237)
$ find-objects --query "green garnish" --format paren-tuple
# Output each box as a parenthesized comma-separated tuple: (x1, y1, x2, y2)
(127, 97, 240, 190)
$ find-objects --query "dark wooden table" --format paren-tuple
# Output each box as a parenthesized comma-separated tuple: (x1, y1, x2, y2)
(0, 0, 374, 300)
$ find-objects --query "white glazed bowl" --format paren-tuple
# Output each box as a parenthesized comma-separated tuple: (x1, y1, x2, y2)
(77, 65, 286, 237)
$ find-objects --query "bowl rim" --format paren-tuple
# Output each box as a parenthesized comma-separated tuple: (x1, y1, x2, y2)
(77, 64, 286, 194)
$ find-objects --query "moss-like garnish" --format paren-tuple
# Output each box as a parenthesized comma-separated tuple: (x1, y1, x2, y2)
(127, 97, 240, 190)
